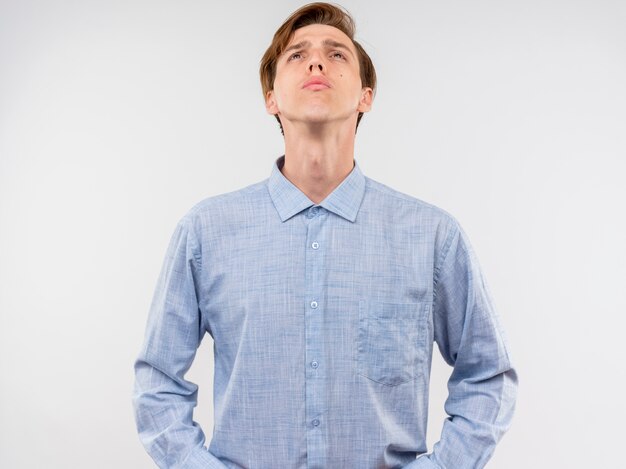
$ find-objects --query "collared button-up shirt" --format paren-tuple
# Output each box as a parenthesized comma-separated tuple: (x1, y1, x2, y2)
(132, 155, 518, 469)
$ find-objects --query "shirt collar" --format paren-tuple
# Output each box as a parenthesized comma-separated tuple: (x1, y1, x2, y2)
(267, 155, 366, 223)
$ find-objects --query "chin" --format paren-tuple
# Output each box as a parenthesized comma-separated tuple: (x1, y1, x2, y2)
(281, 106, 346, 126)
(302, 108, 337, 123)
(304, 115, 333, 125)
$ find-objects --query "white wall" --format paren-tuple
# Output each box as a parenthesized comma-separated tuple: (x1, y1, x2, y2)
(1, 1, 624, 467)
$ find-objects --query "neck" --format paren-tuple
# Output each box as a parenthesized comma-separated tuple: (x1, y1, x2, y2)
(280, 120, 356, 205)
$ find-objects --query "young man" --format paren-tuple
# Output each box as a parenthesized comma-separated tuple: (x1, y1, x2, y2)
(132, 3, 518, 468)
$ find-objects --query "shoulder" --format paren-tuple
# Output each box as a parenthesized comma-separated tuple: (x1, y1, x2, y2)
(172, 179, 269, 236)
(363, 175, 460, 233)
(179, 179, 268, 224)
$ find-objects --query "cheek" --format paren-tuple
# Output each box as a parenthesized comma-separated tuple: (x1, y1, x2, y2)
(337, 73, 363, 98)
(271, 80, 287, 105)
(273, 75, 295, 97)
(337, 69, 360, 86)
(272, 70, 289, 93)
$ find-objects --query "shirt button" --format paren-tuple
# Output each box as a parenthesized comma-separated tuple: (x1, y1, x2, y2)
(310, 301, 318, 309)
(312, 419, 320, 427)
(311, 242, 319, 249)
(311, 207, 318, 215)
(311, 361, 318, 369)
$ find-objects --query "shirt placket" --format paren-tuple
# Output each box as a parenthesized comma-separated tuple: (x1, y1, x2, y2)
(303, 204, 328, 469)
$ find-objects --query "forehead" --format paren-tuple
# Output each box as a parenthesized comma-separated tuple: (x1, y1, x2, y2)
(286, 24, 357, 55)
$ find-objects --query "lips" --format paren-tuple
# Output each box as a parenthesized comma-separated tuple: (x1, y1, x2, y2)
(302, 77, 331, 89)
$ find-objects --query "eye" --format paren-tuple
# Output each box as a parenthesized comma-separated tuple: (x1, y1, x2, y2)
(288, 52, 302, 61)
(331, 52, 345, 60)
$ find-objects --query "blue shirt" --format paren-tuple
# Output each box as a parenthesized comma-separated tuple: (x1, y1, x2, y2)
(132, 155, 518, 469)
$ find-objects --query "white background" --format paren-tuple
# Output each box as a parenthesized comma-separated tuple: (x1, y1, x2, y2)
(1, 1, 625, 468)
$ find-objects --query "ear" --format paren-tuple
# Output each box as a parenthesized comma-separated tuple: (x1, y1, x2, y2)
(357, 87, 373, 113)
(265, 90, 279, 115)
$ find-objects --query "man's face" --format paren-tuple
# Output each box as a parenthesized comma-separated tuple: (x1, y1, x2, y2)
(265, 24, 373, 130)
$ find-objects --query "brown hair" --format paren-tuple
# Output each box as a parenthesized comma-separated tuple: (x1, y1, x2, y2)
(259, 2, 377, 135)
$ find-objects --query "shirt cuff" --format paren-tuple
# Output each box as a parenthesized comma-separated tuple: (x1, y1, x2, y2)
(180, 445, 229, 469)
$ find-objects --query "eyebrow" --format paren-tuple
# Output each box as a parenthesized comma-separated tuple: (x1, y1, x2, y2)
(283, 39, 355, 58)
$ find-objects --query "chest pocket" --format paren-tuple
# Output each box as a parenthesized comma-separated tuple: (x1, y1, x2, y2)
(356, 300, 430, 386)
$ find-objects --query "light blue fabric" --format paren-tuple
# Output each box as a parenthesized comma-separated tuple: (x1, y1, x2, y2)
(132, 155, 518, 469)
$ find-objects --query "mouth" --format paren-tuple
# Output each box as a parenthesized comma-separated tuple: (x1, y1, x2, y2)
(302, 77, 331, 90)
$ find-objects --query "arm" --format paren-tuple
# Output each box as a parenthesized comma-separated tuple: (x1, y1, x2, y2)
(132, 215, 227, 469)
(406, 219, 518, 469)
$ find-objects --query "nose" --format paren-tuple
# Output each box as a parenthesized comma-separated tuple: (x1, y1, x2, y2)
(307, 50, 324, 72)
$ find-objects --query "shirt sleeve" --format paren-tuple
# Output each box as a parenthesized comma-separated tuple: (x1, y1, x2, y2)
(131, 215, 227, 469)
(404, 218, 519, 469)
